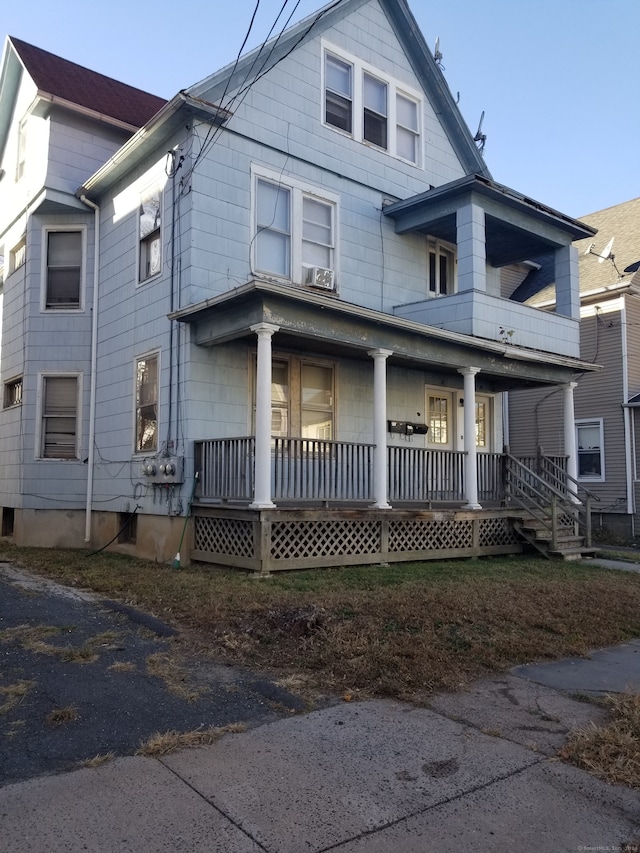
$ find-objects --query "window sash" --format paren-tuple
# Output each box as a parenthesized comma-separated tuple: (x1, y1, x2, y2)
(325, 55, 353, 133)
(42, 376, 78, 459)
(363, 73, 387, 149)
(136, 356, 158, 452)
(576, 422, 603, 479)
(428, 240, 455, 296)
(4, 378, 22, 408)
(139, 190, 162, 281)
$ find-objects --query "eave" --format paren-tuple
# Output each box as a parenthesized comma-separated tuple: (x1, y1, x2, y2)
(169, 278, 600, 389)
(384, 174, 597, 267)
(77, 93, 232, 200)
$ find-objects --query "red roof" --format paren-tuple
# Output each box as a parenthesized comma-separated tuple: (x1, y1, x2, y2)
(10, 37, 166, 128)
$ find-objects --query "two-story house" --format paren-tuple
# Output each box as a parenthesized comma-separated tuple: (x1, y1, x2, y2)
(0, 0, 598, 572)
(509, 197, 640, 542)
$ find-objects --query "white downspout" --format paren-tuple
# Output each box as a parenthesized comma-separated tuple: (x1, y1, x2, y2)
(621, 299, 634, 521)
(80, 195, 100, 543)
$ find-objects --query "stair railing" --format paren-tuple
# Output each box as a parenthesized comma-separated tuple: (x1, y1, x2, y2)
(504, 454, 599, 549)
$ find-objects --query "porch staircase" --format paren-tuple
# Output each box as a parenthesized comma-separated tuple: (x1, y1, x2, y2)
(504, 454, 599, 561)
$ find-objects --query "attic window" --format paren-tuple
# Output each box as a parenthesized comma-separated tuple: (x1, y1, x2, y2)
(139, 189, 162, 282)
(323, 44, 422, 166)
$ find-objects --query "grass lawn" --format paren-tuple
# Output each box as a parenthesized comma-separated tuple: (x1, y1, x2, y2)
(1, 544, 639, 704)
(3, 544, 640, 787)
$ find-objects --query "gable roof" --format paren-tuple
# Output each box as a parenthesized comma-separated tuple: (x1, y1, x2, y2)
(9, 36, 166, 129)
(187, 0, 489, 179)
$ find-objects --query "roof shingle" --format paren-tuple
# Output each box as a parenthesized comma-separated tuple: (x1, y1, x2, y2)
(10, 37, 166, 129)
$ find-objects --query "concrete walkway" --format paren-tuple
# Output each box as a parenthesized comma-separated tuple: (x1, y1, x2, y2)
(1, 640, 639, 852)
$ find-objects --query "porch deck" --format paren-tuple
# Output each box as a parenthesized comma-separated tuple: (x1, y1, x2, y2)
(191, 438, 570, 573)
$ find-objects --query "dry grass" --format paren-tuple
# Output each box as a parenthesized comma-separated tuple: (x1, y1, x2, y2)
(46, 706, 79, 726)
(2, 545, 640, 704)
(136, 722, 247, 756)
(79, 752, 117, 769)
(107, 661, 137, 673)
(560, 693, 640, 788)
(0, 680, 35, 715)
(146, 651, 208, 701)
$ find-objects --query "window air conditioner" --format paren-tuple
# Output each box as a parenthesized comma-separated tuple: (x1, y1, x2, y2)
(305, 266, 335, 290)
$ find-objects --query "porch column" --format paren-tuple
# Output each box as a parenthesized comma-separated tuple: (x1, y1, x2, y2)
(368, 348, 392, 509)
(456, 202, 486, 293)
(458, 366, 482, 509)
(563, 381, 580, 501)
(249, 322, 279, 510)
(555, 245, 580, 320)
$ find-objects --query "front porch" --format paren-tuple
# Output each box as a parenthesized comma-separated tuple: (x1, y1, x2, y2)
(192, 439, 591, 573)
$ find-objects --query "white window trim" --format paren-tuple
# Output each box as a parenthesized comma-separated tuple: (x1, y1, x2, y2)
(251, 164, 340, 287)
(35, 372, 82, 461)
(575, 417, 605, 482)
(10, 236, 26, 274)
(133, 350, 160, 455)
(321, 41, 423, 167)
(40, 225, 87, 312)
(427, 237, 457, 298)
(136, 185, 164, 286)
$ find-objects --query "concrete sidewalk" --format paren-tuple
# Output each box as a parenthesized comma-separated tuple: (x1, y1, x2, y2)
(1, 641, 639, 853)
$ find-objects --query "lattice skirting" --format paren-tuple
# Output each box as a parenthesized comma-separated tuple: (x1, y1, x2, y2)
(192, 509, 521, 573)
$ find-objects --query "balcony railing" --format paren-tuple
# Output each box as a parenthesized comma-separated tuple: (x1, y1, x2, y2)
(194, 438, 510, 505)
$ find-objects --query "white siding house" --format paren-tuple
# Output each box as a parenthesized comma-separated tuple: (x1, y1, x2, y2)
(0, 0, 598, 570)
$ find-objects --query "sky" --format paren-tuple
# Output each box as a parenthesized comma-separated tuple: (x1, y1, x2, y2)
(3, 0, 638, 219)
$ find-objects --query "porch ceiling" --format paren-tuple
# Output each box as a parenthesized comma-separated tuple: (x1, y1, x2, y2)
(171, 280, 597, 391)
(383, 175, 596, 266)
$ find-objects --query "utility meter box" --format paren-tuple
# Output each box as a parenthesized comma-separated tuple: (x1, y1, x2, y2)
(140, 456, 184, 484)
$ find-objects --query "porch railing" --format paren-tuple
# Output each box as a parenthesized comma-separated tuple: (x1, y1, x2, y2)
(504, 453, 597, 547)
(194, 438, 507, 504)
(273, 437, 373, 501)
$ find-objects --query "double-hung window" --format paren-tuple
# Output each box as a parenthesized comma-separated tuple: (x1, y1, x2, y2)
(139, 189, 162, 282)
(323, 45, 422, 165)
(576, 419, 604, 480)
(135, 354, 158, 452)
(325, 54, 352, 133)
(253, 355, 335, 440)
(40, 375, 79, 459)
(254, 169, 337, 288)
(427, 238, 456, 297)
(4, 377, 22, 409)
(45, 230, 83, 309)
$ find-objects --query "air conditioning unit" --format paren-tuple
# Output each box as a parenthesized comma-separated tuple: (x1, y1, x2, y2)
(305, 266, 335, 290)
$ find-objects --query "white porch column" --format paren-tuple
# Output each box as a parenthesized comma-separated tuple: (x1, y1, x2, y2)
(563, 381, 579, 501)
(368, 348, 392, 509)
(458, 367, 482, 509)
(249, 322, 279, 509)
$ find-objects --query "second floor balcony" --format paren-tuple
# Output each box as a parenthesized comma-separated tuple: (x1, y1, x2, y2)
(385, 175, 596, 358)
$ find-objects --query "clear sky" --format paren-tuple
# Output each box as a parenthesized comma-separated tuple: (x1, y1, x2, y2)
(4, 0, 638, 219)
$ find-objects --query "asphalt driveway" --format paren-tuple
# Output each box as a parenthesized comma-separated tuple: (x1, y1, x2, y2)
(0, 563, 305, 786)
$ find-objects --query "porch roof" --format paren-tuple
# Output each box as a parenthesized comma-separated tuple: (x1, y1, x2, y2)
(170, 279, 599, 391)
(383, 175, 596, 267)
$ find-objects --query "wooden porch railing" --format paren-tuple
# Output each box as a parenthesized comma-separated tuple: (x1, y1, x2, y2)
(504, 453, 598, 548)
(194, 439, 508, 504)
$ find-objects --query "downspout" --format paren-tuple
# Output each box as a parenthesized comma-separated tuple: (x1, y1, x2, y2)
(80, 195, 100, 543)
(621, 299, 634, 526)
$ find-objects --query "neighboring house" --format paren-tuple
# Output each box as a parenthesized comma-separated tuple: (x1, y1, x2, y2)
(0, 0, 598, 572)
(509, 197, 640, 541)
